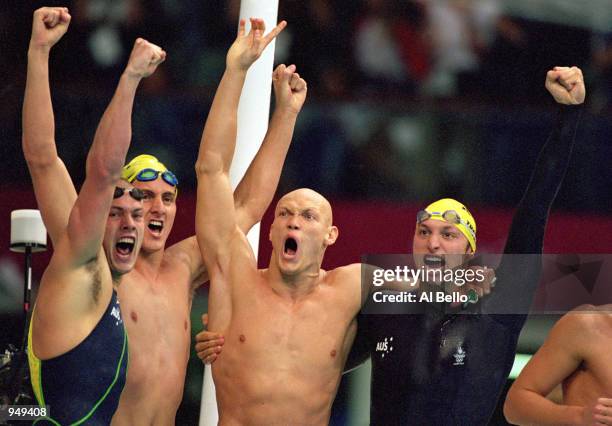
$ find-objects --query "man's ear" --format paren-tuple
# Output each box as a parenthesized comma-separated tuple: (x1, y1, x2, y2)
(325, 226, 339, 247)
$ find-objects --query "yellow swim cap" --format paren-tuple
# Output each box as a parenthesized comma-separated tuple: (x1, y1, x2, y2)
(419, 198, 477, 252)
(121, 154, 178, 195)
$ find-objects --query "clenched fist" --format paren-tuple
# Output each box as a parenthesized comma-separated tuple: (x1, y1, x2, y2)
(273, 64, 308, 115)
(545, 66, 586, 105)
(124, 38, 166, 80)
(30, 7, 71, 51)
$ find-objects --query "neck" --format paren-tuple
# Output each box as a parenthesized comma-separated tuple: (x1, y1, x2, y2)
(111, 273, 122, 289)
(135, 247, 165, 278)
(267, 254, 323, 301)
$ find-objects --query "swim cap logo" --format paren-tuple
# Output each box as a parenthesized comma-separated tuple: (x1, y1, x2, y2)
(376, 337, 394, 358)
(452, 345, 466, 366)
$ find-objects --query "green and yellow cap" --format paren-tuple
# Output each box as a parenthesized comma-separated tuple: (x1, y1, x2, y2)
(419, 198, 477, 252)
(121, 154, 178, 195)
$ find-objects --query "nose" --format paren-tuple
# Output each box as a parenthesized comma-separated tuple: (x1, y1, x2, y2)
(150, 195, 164, 213)
(121, 213, 136, 231)
(427, 233, 441, 252)
(287, 215, 300, 230)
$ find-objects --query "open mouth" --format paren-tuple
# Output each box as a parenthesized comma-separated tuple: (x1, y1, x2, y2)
(424, 255, 445, 268)
(148, 220, 163, 235)
(116, 237, 136, 256)
(284, 238, 298, 257)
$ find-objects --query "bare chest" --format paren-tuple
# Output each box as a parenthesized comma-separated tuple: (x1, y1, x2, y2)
(117, 270, 192, 391)
(226, 284, 355, 371)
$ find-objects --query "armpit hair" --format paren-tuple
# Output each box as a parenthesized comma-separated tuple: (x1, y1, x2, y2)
(85, 258, 102, 304)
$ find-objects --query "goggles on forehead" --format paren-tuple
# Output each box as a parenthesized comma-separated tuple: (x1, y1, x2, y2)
(113, 187, 145, 201)
(416, 209, 476, 239)
(134, 168, 179, 187)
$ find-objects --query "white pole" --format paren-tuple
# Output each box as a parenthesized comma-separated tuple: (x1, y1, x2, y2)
(199, 2, 279, 425)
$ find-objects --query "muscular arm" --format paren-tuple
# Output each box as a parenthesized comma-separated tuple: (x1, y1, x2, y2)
(189, 20, 287, 289)
(485, 68, 585, 319)
(234, 64, 306, 232)
(195, 19, 284, 328)
(22, 8, 76, 246)
(63, 72, 143, 263)
(504, 314, 587, 425)
(39, 39, 163, 301)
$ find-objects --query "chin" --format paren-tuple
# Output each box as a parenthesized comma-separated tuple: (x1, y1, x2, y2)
(142, 238, 165, 253)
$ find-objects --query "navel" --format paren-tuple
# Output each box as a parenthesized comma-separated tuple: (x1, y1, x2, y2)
(239, 334, 246, 343)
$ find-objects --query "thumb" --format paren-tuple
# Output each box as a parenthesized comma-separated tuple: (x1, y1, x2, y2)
(202, 313, 209, 327)
(281, 64, 296, 85)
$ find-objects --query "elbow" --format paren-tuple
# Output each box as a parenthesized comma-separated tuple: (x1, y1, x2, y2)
(22, 139, 54, 169)
(503, 391, 521, 425)
(195, 151, 225, 179)
(85, 154, 121, 185)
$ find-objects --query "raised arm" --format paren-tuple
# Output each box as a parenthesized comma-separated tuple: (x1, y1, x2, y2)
(233, 63, 307, 231)
(23, 7, 76, 245)
(63, 40, 166, 265)
(486, 67, 585, 317)
(195, 18, 285, 268)
(504, 313, 612, 426)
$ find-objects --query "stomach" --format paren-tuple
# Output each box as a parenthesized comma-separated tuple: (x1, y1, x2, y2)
(213, 341, 342, 425)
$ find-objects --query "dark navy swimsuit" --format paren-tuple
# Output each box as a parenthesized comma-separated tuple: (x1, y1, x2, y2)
(28, 290, 128, 425)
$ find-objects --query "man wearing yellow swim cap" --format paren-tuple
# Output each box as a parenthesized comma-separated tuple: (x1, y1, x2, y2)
(21, 16, 296, 423)
(350, 66, 586, 425)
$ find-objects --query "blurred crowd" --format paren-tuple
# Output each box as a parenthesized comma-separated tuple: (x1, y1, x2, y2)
(3, 0, 611, 103)
(2, 0, 611, 211)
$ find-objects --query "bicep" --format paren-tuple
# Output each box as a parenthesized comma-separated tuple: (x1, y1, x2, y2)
(28, 157, 77, 246)
(512, 321, 583, 396)
(65, 179, 115, 265)
(195, 167, 239, 270)
(167, 236, 209, 291)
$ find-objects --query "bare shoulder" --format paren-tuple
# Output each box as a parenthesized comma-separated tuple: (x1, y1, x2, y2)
(165, 235, 200, 271)
(324, 263, 362, 286)
(322, 264, 363, 311)
(560, 304, 612, 335)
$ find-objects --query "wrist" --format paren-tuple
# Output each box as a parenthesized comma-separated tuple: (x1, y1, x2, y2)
(224, 66, 248, 79)
(273, 106, 299, 120)
(119, 71, 142, 90)
(28, 43, 52, 58)
(568, 405, 585, 425)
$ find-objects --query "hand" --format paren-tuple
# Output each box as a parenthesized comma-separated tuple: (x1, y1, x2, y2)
(449, 265, 495, 308)
(545, 66, 586, 105)
(583, 398, 612, 425)
(30, 7, 71, 51)
(195, 314, 225, 364)
(226, 18, 286, 72)
(273, 64, 308, 115)
(124, 38, 166, 80)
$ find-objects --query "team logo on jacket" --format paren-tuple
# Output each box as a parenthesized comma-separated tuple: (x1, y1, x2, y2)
(452, 345, 466, 366)
(375, 337, 394, 358)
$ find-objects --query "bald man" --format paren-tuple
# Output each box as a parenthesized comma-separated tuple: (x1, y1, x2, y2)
(195, 16, 497, 424)
(197, 65, 586, 424)
(505, 305, 612, 425)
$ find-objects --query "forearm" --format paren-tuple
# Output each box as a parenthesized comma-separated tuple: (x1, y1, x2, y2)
(196, 68, 247, 174)
(86, 72, 141, 184)
(23, 47, 57, 166)
(234, 108, 297, 230)
(517, 106, 582, 220)
(505, 390, 583, 425)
